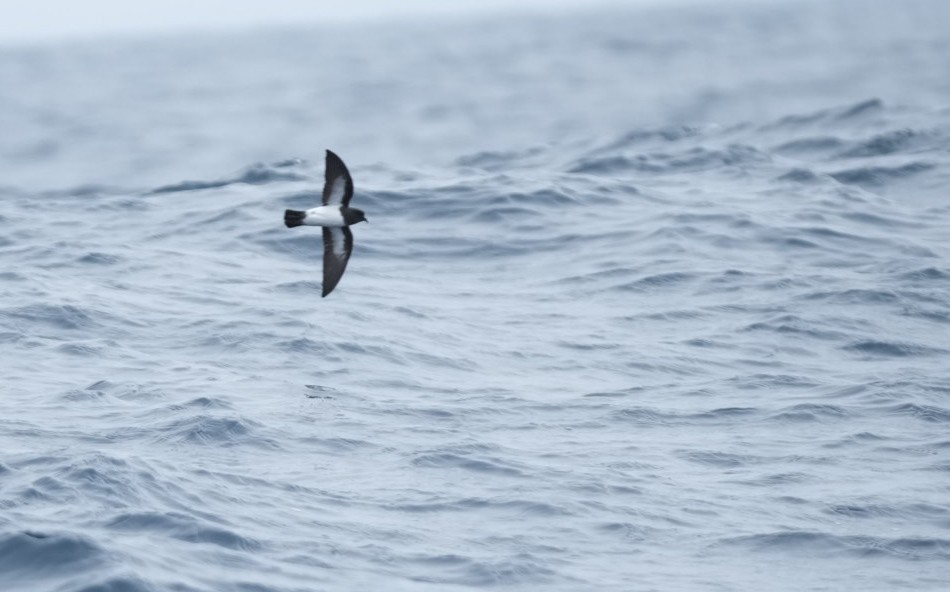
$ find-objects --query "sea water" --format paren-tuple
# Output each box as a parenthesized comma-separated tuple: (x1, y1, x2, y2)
(1, 1, 949, 590)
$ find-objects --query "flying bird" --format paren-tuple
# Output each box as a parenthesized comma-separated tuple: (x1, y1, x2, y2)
(284, 150, 368, 297)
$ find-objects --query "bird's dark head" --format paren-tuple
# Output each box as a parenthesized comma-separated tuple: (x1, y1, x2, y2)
(343, 207, 368, 225)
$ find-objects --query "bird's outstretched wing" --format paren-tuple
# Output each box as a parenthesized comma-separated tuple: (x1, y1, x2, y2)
(322, 150, 354, 208)
(322, 226, 353, 297)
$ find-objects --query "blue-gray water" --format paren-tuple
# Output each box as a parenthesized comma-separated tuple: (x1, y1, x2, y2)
(2, 1, 950, 590)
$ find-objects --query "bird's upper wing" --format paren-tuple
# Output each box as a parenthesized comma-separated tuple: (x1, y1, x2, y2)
(322, 226, 353, 297)
(322, 150, 354, 207)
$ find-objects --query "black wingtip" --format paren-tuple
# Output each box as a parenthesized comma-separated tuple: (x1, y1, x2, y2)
(284, 209, 306, 228)
(325, 149, 344, 167)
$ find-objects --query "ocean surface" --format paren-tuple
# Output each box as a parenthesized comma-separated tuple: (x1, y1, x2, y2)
(2, 0, 950, 590)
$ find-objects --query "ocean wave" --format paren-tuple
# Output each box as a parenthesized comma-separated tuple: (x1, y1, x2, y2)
(717, 531, 950, 560)
(762, 98, 884, 130)
(568, 144, 770, 175)
(150, 160, 310, 194)
(1, 303, 108, 331)
(407, 554, 556, 587)
(773, 136, 846, 155)
(0, 531, 110, 588)
(154, 415, 277, 448)
(611, 406, 759, 426)
(65, 575, 157, 592)
(769, 403, 849, 422)
(107, 511, 261, 551)
(830, 162, 936, 188)
(837, 128, 924, 158)
(842, 340, 946, 357)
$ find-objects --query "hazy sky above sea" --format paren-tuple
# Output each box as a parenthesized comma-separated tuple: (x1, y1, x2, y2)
(0, 0, 673, 45)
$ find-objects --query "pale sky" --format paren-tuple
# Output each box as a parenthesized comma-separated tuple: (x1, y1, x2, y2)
(1, 0, 645, 45)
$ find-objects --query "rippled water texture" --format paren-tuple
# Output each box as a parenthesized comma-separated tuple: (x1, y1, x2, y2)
(2, 1, 950, 590)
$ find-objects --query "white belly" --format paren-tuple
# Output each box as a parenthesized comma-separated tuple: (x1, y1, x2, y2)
(304, 205, 345, 227)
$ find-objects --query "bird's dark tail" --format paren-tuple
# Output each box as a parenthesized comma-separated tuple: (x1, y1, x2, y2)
(284, 209, 307, 228)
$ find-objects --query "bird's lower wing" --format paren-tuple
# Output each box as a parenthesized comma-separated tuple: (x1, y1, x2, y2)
(322, 226, 353, 297)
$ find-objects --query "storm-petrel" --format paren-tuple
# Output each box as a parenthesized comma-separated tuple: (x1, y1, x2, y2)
(284, 150, 368, 297)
